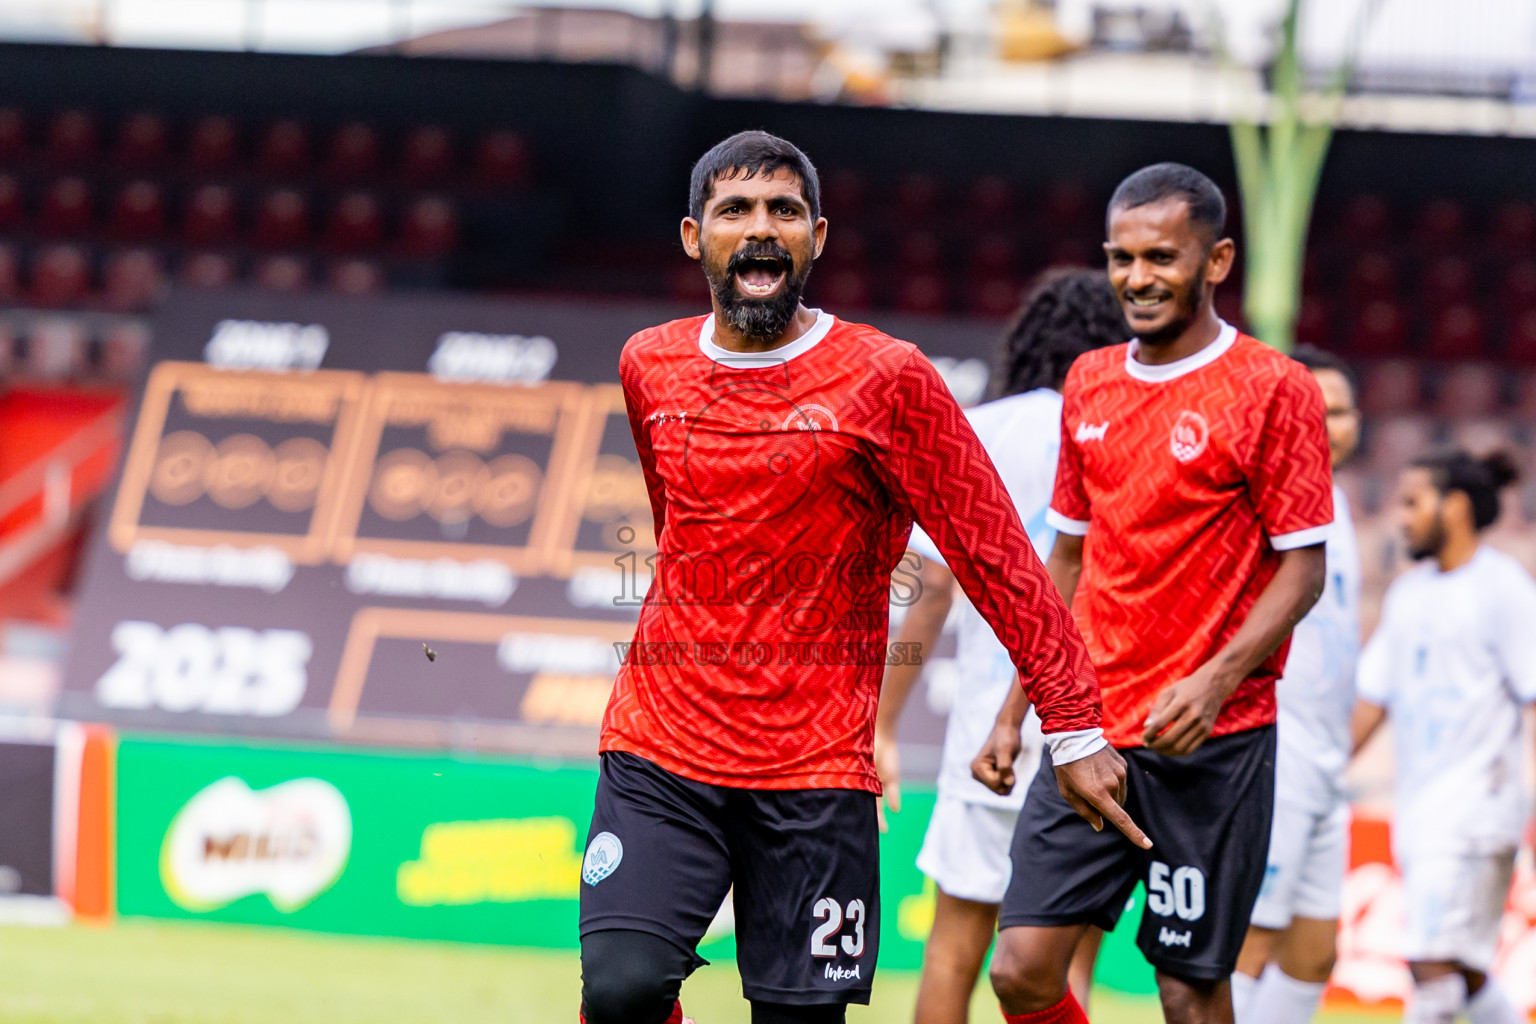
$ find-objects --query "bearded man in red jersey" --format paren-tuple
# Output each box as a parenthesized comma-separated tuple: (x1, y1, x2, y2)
(577, 131, 1148, 1024)
(976, 163, 1333, 1024)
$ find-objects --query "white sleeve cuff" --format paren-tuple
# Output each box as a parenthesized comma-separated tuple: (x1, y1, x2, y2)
(1044, 727, 1108, 765)
(1270, 523, 1331, 550)
(1045, 508, 1089, 537)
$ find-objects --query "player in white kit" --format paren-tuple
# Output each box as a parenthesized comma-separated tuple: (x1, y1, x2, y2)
(874, 268, 1130, 1024)
(1352, 449, 1536, 1024)
(1230, 346, 1362, 1024)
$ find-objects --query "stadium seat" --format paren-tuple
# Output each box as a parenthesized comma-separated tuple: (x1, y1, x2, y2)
(1498, 260, 1536, 316)
(1047, 235, 1097, 269)
(894, 271, 948, 315)
(398, 196, 457, 257)
(969, 233, 1017, 277)
(820, 169, 866, 223)
(253, 189, 310, 248)
(1346, 252, 1399, 306)
(1490, 201, 1536, 252)
(893, 174, 943, 222)
(400, 125, 454, 184)
(1293, 296, 1333, 349)
(896, 231, 943, 272)
(253, 254, 310, 292)
(257, 119, 310, 176)
(1215, 293, 1246, 334)
(100, 320, 149, 379)
(1412, 199, 1466, 249)
(45, 110, 97, 165)
(966, 276, 1021, 319)
(179, 250, 238, 289)
(186, 115, 240, 171)
(39, 177, 93, 236)
(0, 108, 25, 160)
(326, 257, 384, 295)
(1040, 180, 1092, 237)
(1419, 255, 1474, 311)
(1510, 369, 1536, 419)
(1365, 415, 1436, 475)
(1446, 417, 1515, 457)
(115, 112, 169, 167)
(1346, 300, 1408, 356)
(327, 121, 380, 180)
(473, 130, 531, 188)
(182, 184, 239, 245)
(963, 176, 1016, 227)
(818, 226, 866, 270)
(324, 191, 383, 251)
(1338, 194, 1391, 246)
(1504, 310, 1536, 364)
(109, 180, 166, 240)
(30, 244, 92, 307)
(1425, 304, 1486, 359)
(0, 173, 23, 231)
(1433, 363, 1500, 419)
(25, 318, 87, 378)
(101, 248, 164, 311)
(667, 262, 712, 304)
(0, 242, 21, 302)
(1357, 359, 1422, 416)
(815, 267, 872, 310)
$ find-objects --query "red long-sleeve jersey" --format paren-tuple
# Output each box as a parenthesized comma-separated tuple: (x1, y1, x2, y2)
(600, 310, 1101, 791)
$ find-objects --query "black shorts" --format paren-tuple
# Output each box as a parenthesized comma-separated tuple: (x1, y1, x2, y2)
(1000, 725, 1275, 981)
(579, 751, 880, 1005)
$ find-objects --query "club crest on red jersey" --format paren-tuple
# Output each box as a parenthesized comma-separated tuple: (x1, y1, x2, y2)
(1170, 411, 1210, 463)
(782, 403, 838, 432)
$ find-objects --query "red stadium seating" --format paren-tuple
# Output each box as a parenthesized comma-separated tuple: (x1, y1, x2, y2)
(25, 318, 88, 377)
(1420, 255, 1474, 311)
(474, 130, 530, 188)
(253, 254, 311, 291)
(1499, 260, 1536, 316)
(257, 119, 310, 176)
(1366, 415, 1435, 475)
(115, 112, 169, 167)
(186, 115, 240, 171)
(398, 196, 457, 257)
(1413, 199, 1467, 249)
(0, 242, 20, 301)
(893, 174, 943, 223)
(327, 121, 380, 180)
(1048, 236, 1098, 269)
(1346, 252, 1398, 305)
(969, 233, 1017, 277)
(326, 257, 384, 295)
(30, 244, 91, 307)
(1505, 310, 1536, 364)
(1041, 180, 1092, 237)
(1338, 195, 1391, 246)
(1433, 363, 1500, 419)
(1293, 296, 1333, 349)
(667, 262, 711, 304)
(966, 276, 1021, 319)
(109, 180, 166, 240)
(1425, 304, 1486, 359)
(815, 267, 872, 310)
(101, 248, 164, 311)
(0, 108, 25, 160)
(820, 169, 866, 222)
(179, 250, 238, 289)
(1491, 201, 1536, 251)
(182, 184, 238, 245)
(253, 189, 310, 248)
(325, 191, 383, 251)
(45, 110, 97, 166)
(0, 174, 23, 231)
(39, 177, 93, 236)
(964, 176, 1016, 227)
(896, 231, 943, 272)
(894, 271, 948, 315)
(1358, 359, 1421, 416)
(1347, 300, 1408, 356)
(818, 226, 866, 270)
(1511, 370, 1536, 418)
(1447, 418, 1515, 457)
(400, 125, 454, 184)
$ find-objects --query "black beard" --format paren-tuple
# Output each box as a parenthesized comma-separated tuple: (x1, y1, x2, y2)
(703, 241, 812, 341)
(1406, 509, 1447, 561)
(1128, 266, 1207, 347)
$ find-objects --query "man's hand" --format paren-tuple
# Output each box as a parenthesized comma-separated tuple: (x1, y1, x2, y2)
(1142, 662, 1234, 756)
(971, 720, 1024, 796)
(1054, 747, 1152, 849)
(873, 727, 901, 832)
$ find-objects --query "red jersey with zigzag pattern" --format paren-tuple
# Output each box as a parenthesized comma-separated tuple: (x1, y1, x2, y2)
(601, 311, 1101, 791)
(1048, 327, 1334, 748)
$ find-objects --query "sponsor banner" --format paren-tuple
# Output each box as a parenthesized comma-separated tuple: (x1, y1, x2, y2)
(61, 290, 999, 763)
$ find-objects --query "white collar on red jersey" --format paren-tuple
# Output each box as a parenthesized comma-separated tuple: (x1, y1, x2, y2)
(1124, 320, 1237, 383)
(697, 309, 835, 366)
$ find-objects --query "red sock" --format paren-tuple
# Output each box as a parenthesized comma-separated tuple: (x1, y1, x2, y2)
(1003, 992, 1089, 1024)
(580, 1000, 684, 1024)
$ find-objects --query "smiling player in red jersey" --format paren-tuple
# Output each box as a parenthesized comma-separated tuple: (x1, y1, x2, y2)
(576, 131, 1147, 1024)
(975, 164, 1333, 1024)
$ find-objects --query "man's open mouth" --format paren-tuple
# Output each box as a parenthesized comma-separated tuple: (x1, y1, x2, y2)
(732, 255, 789, 298)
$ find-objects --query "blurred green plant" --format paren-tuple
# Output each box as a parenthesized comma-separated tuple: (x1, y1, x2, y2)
(1227, 0, 1378, 352)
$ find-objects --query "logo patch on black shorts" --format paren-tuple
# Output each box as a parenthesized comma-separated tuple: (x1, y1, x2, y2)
(583, 832, 624, 886)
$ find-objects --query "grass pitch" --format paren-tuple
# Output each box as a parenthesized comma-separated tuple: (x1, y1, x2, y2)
(0, 919, 1396, 1024)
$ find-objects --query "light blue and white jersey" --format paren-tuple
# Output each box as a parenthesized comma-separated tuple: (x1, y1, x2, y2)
(1275, 484, 1361, 813)
(1358, 545, 1536, 857)
(908, 388, 1061, 809)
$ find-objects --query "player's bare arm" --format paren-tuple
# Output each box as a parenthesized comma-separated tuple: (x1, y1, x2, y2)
(1350, 698, 1387, 755)
(874, 552, 956, 818)
(1143, 544, 1326, 755)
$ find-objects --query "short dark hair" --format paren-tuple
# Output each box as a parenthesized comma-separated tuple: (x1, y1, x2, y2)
(1291, 344, 1358, 398)
(1107, 162, 1227, 242)
(688, 131, 820, 222)
(1412, 449, 1521, 531)
(991, 267, 1132, 399)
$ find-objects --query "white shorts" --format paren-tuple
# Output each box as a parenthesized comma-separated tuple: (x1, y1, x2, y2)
(1400, 849, 1516, 971)
(915, 793, 1019, 905)
(1249, 799, 1348, 929)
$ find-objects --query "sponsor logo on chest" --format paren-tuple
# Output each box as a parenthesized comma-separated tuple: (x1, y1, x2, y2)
(1075, 421, 1109, 443)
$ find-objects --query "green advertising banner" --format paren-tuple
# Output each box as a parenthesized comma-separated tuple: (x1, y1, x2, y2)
(114, 734, 1154, 989)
